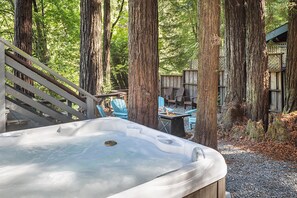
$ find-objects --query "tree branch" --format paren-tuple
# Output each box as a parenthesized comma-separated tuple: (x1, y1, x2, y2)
(110, 0, 125, 39)
(33, 0, 38, 12)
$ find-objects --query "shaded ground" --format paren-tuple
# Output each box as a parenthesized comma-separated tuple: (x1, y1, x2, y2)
(219, 139, 297, 198)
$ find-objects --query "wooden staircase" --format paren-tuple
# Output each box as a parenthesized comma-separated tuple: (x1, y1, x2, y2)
(0, 38, 99, 132)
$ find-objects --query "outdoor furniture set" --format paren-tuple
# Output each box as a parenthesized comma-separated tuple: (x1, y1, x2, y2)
(96, 97, 197, 137)
(163, 87, 197, 109)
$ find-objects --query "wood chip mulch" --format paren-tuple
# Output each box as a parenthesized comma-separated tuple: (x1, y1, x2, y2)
(225, 138, 297, 163)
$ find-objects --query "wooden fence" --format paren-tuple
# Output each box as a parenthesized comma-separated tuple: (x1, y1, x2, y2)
(183, 70, 197, 101)
(160, 53, 284, 112)
(160, 70, 226, 110)
(160, 75, 183, 97)
(268, 53, 284, 112)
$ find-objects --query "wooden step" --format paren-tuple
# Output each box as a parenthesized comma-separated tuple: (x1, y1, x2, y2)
(6, 97, 54, 127)
(6, 119, 30, 132)
(6, 119, 28, 126)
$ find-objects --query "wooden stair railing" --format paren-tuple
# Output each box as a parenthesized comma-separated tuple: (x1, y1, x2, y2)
(0, 38, 99, 132)
(6, 52, 85, 102)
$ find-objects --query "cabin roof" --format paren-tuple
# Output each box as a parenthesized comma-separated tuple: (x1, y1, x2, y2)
(266, 23, 288, 43)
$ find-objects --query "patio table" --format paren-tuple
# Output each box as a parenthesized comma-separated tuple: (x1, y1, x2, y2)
(158, 112, 190, 137)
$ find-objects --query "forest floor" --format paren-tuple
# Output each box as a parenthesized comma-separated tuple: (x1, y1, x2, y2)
(217, 111, 297, 197)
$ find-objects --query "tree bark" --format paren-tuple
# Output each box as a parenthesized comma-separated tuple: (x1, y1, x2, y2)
(245, 0, 269, 128)
(33, 0, 49, 65)
(222, 0, 246, 129)
(284, 0, 297, 112)
(128, 0, 159, 129)
(103, 0, 111, 89)
(194, 0, 220, 149)
(14, 0, 32, 56)
(80, 0, 103, 95)
(14, 0, 34, 95)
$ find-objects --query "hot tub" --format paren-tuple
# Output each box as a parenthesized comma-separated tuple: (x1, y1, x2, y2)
(0, 118, 227, 198)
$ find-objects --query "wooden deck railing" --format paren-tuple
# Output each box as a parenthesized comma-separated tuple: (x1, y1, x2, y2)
(0, 38, 99, 132)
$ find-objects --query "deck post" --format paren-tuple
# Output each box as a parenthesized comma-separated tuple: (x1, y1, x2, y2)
(0, 42, 6, 132)
(86, 96, 96, 119)
(67, 100, 73, 118)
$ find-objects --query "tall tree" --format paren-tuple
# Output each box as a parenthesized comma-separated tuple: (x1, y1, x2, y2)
(103, 0, 111, 89)
(194, 0, 220, 149)
(14, 0, 34, 95)
(284, 0, 297, 112)
(245, 0, 269, 128)
(32, 0, 49, 65)
(80, 0, 103, 95)
(128, 0, 159, 128)
(222, 0, 246, 129)
(14, 0, 32, 57)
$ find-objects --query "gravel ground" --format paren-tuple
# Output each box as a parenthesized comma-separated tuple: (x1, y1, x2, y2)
(170, 106, 297, 198)
(219, 140, 297, 198)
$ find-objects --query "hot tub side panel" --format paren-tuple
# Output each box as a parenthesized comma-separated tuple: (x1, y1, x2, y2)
(183, 177, 226, 198)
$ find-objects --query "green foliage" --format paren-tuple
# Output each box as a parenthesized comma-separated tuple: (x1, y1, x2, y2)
(111, 64, 128, 89)
(42, 0, 80, 84)
(110, 5, 129, 89)
(159, 0, 197, 74)
(0, 0, 14, 40)
(110, 2, 128, 67)
(0, 0, 81, 85)
(266, 0, 289, 32)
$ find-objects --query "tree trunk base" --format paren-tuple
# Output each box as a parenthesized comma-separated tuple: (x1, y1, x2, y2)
(221, 102, 244, 131)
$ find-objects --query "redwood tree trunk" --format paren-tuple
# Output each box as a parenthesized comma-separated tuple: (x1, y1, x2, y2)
(103, 0, 111, 88)
(284, 0, 297, 112)
(128, 0, 159, 128)
(245, 0, 269, 128)
(14, 0, 32, 55)
(14, 0, 34, 94)
(80, 0, 103, 95)
(194, 0, 220, 149)
(222, 0, 246, 129)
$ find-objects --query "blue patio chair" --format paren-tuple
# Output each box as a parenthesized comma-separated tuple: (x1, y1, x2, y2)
(158, 96, 174, 133)
(185, 109, 197, 130)
(111, 99, 128, 119)
(158, 96, 165, 108)
(158, 96, 174, 112)
(96, 105, 107, 118)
